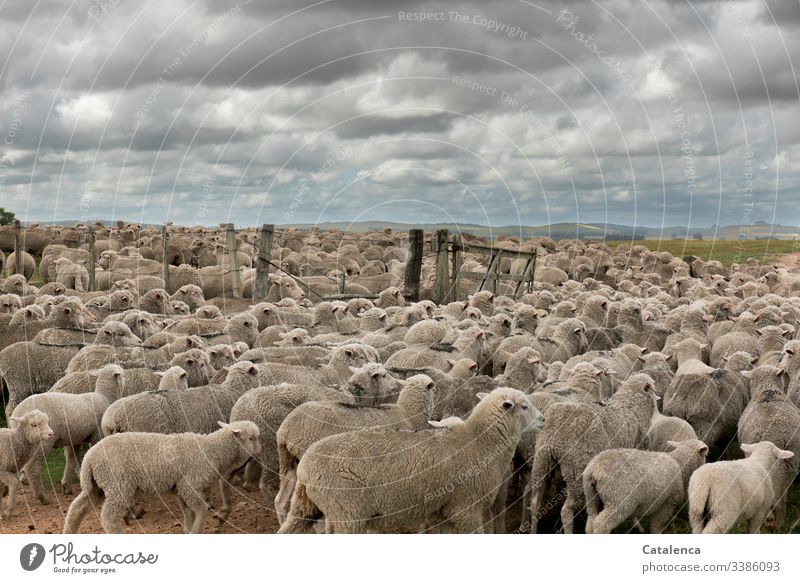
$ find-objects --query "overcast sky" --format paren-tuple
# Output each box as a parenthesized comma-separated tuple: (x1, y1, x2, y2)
(0, 0, 798, 231)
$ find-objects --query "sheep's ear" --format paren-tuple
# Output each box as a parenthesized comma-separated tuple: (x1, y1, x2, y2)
(248, 366, 258, 376)
(605, 369, 616, 376)
(740, 443, 754, 454)
(594, 370, 604, 377)
(637, 356, 646, 363)
(698, 443, 709, 455)
(348, 366, 360, 374)
(775, 368, 786, 377)
(665, 440, 678, 451)
(344, 349, 354, 357)
(155, 371, 166, 378)
(9, 415, 23, 423)
(573, 327, 582, 334)
(777, 449, 795, 460)
(698, 343, 708, 350)
(755, 328, 763, 336)
(446, 359, 455, 370)
(501, 399, 514, 410)
(750, 356, 759, 365)
(104, 329, 113, 336)
(428, 420, 445, 428)
(180, 371, 188, 379)
(475, 392, 489, 401)
(426, 381, 435, 390)
(664, 353, 673, 362)
(217, 421, 228, 430)
(88, 370, 101, 378)
(740, 370, 753, 379)
(185, 337, 194, 347)
(640, 347, 649, 354)
(469, 362, 478, 371)
(783, 329, 794, 338)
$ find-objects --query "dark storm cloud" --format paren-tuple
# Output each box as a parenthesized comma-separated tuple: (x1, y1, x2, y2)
(0, 0, 798, 228)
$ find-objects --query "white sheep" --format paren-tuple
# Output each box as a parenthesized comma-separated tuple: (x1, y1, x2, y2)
(688, 441, 794, 533)
(63, 421, 261, 533)
(0, 410, 54, 517)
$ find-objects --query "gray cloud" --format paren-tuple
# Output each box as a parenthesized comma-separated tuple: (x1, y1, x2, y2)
(0, 0, 798, 230)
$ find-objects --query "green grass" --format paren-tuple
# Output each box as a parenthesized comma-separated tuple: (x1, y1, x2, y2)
(605, 238, 800, 268)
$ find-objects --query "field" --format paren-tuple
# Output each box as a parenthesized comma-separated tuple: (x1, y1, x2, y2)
(605, 238, 800, 268)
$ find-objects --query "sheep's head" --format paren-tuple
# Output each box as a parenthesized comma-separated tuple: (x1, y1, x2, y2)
(155, 366, 189, 391)
(97, 322, 142, 347)
(91, 364, 126, 396)
(10, 409, 54, 444)
(218, 420, 261, 457)
(474, 387, 544, 433)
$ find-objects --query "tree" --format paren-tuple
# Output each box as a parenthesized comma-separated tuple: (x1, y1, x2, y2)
(0, 207, 15, 226)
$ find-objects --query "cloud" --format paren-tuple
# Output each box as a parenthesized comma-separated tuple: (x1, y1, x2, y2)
(0, 0, 798, 229)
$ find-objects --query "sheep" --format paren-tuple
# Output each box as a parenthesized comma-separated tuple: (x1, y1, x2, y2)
(529, 374, 657, 534)
(688, 441, 794, 534)
(647, 398, 699, 453)
(274, 374, 436, 523)
(229, 363, 398, 502)
(278, 387, 544, 534)
(385, 326, 486, 372)
(66, 334, 203, 373)
(257, 343, 378, 386)
(737, 366, 800, 528)
(154, 366, 190, 391)
(101, 361, 260, 436)
(493, 347, 542, 392)
(63, 421, 261, 534)
(11, 365, 125, 495)
(0, 410, 54, 517)
(583, 439, 708, 533)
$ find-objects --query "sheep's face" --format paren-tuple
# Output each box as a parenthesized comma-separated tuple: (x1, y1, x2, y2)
(222, 421, 262, 457)
(485, 389, 544, 433)
(273, 277, 305, 301)
(207, 345, 236, 369)
(12, 410, 54, 444)
(101, 324, 142, 346)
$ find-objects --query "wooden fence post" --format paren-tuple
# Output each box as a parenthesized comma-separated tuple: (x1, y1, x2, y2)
(161, 224, 171, 292)
(225, 223, 242, 299)
(14, 220, 22, 276)
(254, 224, 274, 299)
(451, 234, 462, 302)
(403, 229, 423, 302)
(88, 227, 96, 291)
(433, 229, 450, 304)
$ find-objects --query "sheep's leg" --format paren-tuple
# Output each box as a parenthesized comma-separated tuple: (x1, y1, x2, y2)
(215, 479, 232, 522)
(559, 485, 582, 535)
(186, 498, 210, 534)
(748, 508, 770, 534)
(61, 446, 79, 495)
(491, 468, 511, 534)
(648, 504, 675, 534)
(63, 492, 96, 534)
(274, 469, 297, 526)
(0, 472, 17, 518)
(100, 497, 130, 534)
(23, 451, 50, 505)
(177, 498, 193, 533)
(242, 460, 261, 491)
(587, 506, 627, 535)
(449, 510, 484, 534)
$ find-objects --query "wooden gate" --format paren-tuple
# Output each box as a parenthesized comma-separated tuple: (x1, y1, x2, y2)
(432, 229, 536, 304)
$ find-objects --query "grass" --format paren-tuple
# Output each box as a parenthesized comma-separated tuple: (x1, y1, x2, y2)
(604, 238, 800, 268)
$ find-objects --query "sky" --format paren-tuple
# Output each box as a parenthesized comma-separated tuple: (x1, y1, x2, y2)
(0, 0, 798, 231)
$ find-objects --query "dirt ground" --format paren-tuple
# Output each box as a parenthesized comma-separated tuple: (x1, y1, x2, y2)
(0, 482, 281, 534)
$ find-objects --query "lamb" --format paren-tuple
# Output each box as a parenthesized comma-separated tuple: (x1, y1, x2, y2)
(737, 366, 800, 528)
(101, 361, 260, 436)
(496, 319, 588, 372)
(66, 334, 203, 373)
(11, 365, 126, 495)
(647, 399, 698, 452)
(529, 374, 657, 534)
(257, 343, 378, 386)
(583, 439, 708, 533)
(0, 410, 54, 517)
(688, 441, 794, 534)
(278, 387, 544, 533)
(385, 326, 485, 372)
(154, 366, 190, 391)
(229, 363, 398, 502)
(63, 421, 261, 534)
(274, 374, 436, 523)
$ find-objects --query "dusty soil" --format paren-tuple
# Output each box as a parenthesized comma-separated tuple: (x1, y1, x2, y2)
(0, 482, 281, 534)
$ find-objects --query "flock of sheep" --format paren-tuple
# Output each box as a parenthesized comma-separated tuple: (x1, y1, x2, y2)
(0, 221, 798, 534)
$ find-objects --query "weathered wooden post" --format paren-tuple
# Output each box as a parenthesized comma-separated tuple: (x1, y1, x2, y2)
(225, 223, 242, 299)
(88, 226, 97, 291)
(161, 224, 171, 292)
(433, 229, 449, 304)
(403, 229, 423, 302)
(338, 271, 346, 295)
(14, 220, 22, 276)
(254, 223, 274, 299)
(491, 249, 502, 295)
(451, 233, 462, 302)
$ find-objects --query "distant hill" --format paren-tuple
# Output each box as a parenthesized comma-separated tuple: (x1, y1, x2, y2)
(20, 219, 799, 240)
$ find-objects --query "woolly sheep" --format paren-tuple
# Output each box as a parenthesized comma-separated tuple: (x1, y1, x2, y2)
(63, 421, 261, 534)
(583, 439, 708, 533)
(688, 441, 794, 534)
(274, 374, 436, 523)
(278, 387, 543, 534)
(11, 364, 126, 495)
(0, 410, 54, 517)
